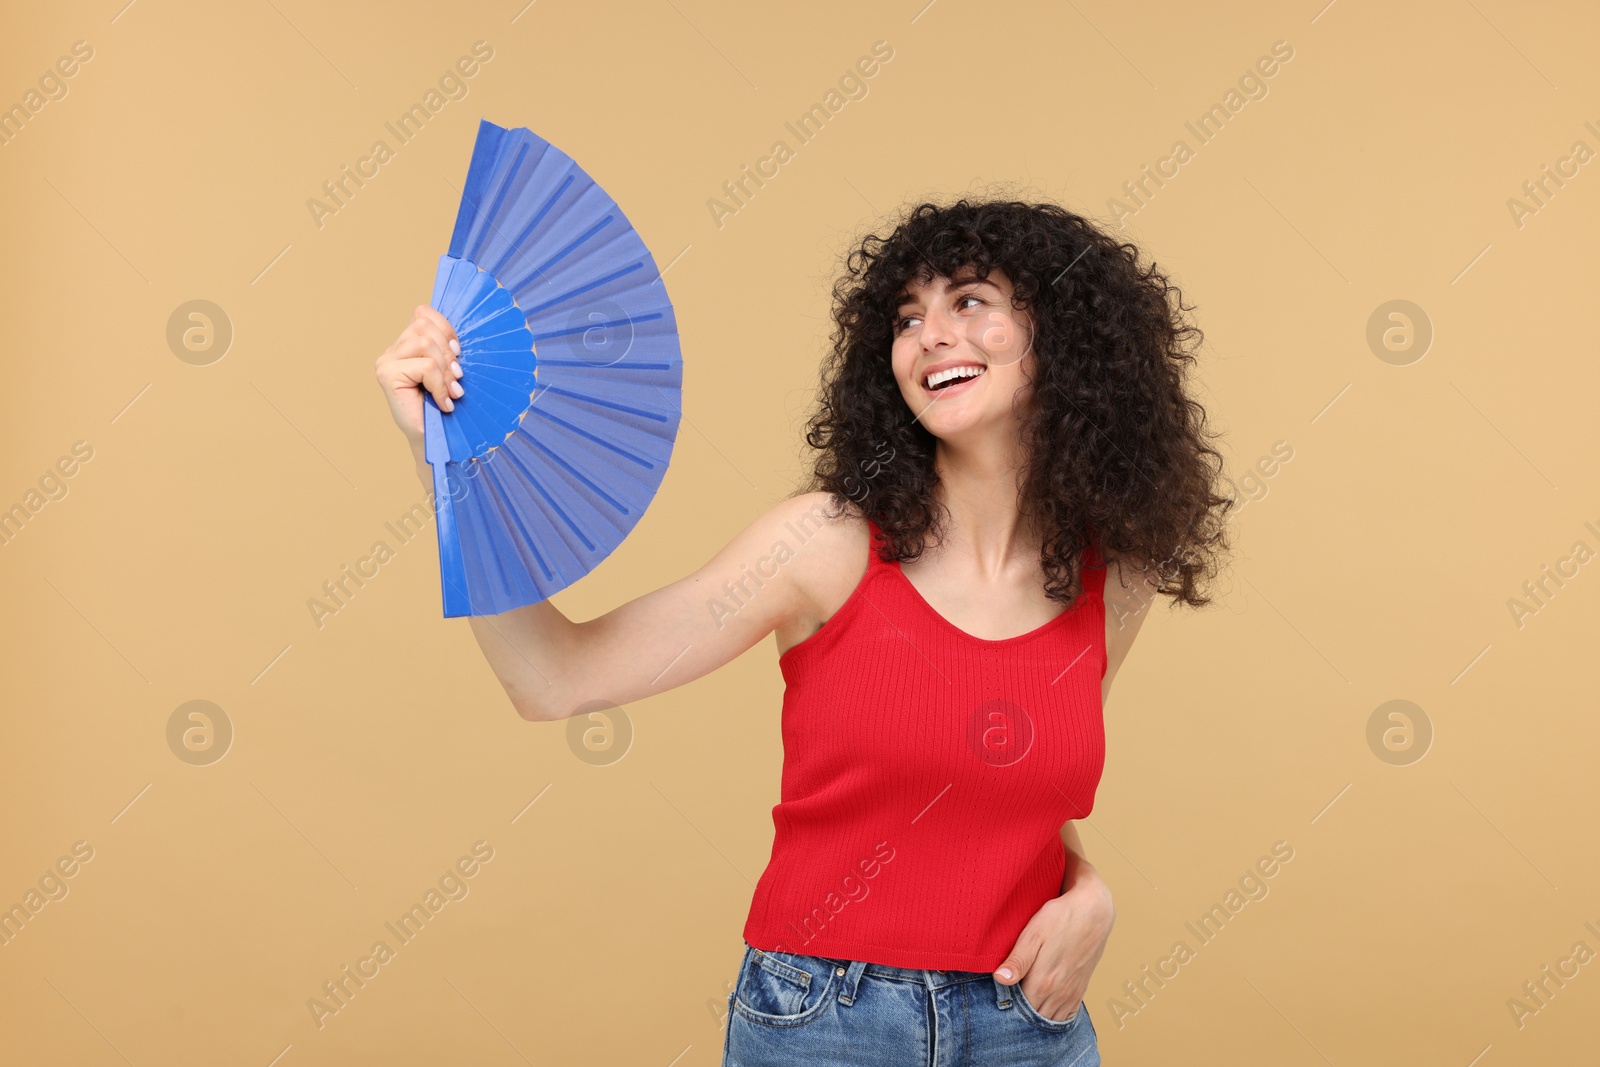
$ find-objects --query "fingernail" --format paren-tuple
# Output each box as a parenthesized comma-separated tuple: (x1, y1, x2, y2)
(448, 338, 460, 355)
(450, 381, 463, 398)
(997, 968, 1013, 980)
(444, 397, 454, 412)
(451, 360, 462, 377)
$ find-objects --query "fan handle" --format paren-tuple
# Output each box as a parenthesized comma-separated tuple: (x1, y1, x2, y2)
(423, 394, 473, 617)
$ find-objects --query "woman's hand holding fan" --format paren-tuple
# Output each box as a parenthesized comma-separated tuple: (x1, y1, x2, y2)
(375, 305, 467, 479)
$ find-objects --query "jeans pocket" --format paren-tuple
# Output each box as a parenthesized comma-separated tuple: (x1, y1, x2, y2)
(732, 946, 837, 1027)
(1010, 980, 1084, 1033)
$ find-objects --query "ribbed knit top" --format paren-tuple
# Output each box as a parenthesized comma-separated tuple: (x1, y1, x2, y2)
(741, 518, 1108, 972)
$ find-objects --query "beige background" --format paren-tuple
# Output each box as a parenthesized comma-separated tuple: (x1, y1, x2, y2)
(3, 0, 1597, 1064)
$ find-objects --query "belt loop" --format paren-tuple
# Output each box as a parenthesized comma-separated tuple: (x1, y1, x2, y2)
(836, 959, 869, 1005)
(993, 974, 1015, 1010)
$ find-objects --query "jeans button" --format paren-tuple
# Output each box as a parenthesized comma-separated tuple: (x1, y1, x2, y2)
(836, 967, 845, 976)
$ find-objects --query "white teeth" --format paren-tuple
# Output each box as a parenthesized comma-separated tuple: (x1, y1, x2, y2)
(925, 365, 985, 390)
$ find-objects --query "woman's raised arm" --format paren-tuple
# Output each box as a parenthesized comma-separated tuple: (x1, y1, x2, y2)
(464, 490, 842, 721)
(375, 302, 849, 721)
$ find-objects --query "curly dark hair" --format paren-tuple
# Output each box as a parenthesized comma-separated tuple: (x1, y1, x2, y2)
(794, 195, 1235, 609)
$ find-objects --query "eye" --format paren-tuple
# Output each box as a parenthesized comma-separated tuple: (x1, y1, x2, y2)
(896, 295, 982, 333)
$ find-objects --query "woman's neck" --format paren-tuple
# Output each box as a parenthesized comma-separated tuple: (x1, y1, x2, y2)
(930, 438, 1041, 575)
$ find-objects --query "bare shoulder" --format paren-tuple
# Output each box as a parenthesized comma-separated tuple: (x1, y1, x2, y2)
(756, 492, 870, 656)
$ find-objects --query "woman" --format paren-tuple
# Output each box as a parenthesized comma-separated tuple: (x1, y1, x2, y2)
(375, 197, 1231, 1065)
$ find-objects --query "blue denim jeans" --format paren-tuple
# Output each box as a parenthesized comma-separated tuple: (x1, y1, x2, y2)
(723, 941, 1100, 1066)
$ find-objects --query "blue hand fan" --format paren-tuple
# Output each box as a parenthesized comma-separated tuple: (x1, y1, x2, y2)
(423, 118, 683, 617)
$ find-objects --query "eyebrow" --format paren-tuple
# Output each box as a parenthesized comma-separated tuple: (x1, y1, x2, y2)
(895, 276, 996, 308)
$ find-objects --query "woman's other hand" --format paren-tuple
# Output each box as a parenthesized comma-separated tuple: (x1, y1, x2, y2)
(993, 865, 1115, 1023)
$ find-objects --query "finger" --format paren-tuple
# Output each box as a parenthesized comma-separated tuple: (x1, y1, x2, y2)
(402, 329, 464, 398)
(413, 318, 464, 379)
(383, 327, 443, 367)
(1033, 981, 1079, 1022)
(413, 304, 461, 351)
(393, 354, 456, 412)
(415, 354, 458, 411)
(994, 934, 1041, 984)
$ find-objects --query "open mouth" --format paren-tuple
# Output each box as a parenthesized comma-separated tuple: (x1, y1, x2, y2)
(923, 365, 986, 394)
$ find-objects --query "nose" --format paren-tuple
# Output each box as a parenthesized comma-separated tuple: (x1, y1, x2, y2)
(919, 302, 958, 350)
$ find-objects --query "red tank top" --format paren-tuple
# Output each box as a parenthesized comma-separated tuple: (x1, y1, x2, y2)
(741, 518, 1108, 972)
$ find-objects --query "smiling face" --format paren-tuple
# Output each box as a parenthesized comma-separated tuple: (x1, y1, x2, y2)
(890, 266, 1037, 443)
